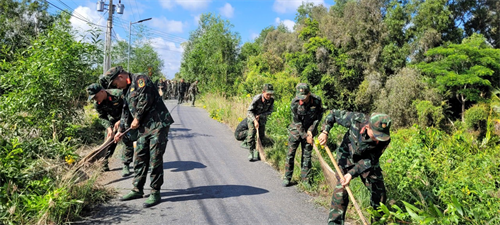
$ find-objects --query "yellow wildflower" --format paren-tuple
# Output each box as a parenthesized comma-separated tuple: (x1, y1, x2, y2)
(203, 105, 207, 109)
(238, 117, 243, 122)
(246, 93, 251, 98)
(65, 155, 75, 165)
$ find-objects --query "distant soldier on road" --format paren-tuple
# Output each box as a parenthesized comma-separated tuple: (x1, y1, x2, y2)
(242, 84, 275, 161)
(282, 83, 323, 187)
(86, 83, 137, 177)
(188, 80, 200, 106)
(318, 111, 391, 225)
(177, 78, 188, 104)
(103, 66, 174, 208)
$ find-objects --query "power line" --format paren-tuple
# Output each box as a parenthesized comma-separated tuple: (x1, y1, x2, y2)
(46, 1, 106, 28)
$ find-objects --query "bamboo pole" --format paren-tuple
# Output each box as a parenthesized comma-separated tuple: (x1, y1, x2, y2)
(322, 144, 369, 225)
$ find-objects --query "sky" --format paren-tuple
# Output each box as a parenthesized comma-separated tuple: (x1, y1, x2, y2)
(48, 0, 328, 79)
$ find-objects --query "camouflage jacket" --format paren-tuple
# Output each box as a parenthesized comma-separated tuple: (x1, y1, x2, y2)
(247, 94, 274, 121)
(321, 110, 390, 178)
(288, 95, 323, 139)
(178, 82, 188, 94)
(188, 83, 199, 95)
(94, 89, 124, 129)
(119, 74, 174, 132)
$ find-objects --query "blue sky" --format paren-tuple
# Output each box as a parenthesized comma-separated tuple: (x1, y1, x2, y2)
(49, 0, 327, 78)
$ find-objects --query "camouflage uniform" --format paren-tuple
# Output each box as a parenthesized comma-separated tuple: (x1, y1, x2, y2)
(177, 80, 187, 104)
(93, 88, 138, 167)
(104, 67, 174, 195)
(245, 84, 274, 161)
(321, 111, 391, 225)
(188, 81, 199, 106)
(234, 117, 248, 141)
(284, 83, 323, 184)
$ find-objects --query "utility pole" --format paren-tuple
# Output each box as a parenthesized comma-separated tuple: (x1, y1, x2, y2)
(103, 0, 113, 75)
(97, 0, 124, 75)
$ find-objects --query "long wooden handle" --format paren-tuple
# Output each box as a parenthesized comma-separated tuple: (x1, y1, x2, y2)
(323, 144, 369, 225)
(255, 128, 267, 162)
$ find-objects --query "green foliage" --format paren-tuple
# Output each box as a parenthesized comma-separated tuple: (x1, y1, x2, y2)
(414, 100, 445, 128)
(417, 33, 500, 121)
(379, 125, 500, 224)
(0, 18, 99, 140)
(180, 13, 241, 95)
(464, 103, 489, 132)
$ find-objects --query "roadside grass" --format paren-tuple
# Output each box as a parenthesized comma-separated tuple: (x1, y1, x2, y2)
(0, 105, 115, 224)
(199, 92, 369, 222)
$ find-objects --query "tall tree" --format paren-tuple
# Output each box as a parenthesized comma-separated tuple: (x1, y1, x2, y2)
(417, 33, 500, 121)
(180, 13, 241, 94)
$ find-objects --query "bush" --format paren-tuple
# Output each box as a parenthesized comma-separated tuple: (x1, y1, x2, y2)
(464, 104, 489, 132)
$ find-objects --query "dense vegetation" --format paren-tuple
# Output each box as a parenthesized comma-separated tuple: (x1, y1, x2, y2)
(183, 1, 500, 224)
(0, 1, 166, 224)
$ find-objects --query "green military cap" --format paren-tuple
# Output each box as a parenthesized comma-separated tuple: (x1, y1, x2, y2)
(263, 83, 274, 94)
(86, 83, 103, 101)
(369, 113, 391, 141)
(102, 66, 124, 88)
(295, 83, 310, 100)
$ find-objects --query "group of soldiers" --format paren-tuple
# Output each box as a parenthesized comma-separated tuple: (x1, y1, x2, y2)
(86, 67, 391, 223)
(157, 78, 199, 106)
(86, 66, 175, 208)
(237, 83, 392, 225)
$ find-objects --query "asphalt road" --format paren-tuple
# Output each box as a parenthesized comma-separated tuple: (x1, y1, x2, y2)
(80, 100, 329, 225)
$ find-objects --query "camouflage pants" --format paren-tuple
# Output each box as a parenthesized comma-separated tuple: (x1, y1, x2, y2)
(245, 117, 267, 151)
(328, 165, 386, 225)
(133, 125, 170, 193)
(235, 118, 249, 141)
(284, 132, 312, 182)
(178, 92, 185, 104)
(191, 93, 196, 106)
(105, 129, 138, 165)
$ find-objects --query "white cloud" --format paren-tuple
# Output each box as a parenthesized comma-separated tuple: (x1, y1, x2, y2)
(70, 6, 107, 40)
(194, 14, 201, 25)
(250, 32, 259, 40)
(159, 0, 174, 10)
(275, 17, 295, 32)
(273, 0, 326, 14)
(151, 16, 185, 33)
(159, 0, 212, 11)
(219, 3, 234, 18)
(149, 37, 184, 79)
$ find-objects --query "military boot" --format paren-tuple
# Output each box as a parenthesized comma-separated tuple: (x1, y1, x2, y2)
(122, 164, 131, 177)
(248, 150, 255, 161)
(102, 159, 110, 172)
(252, 150, 260, 161)
(143, 192, 161, 208)
(282, 178, 291, 187)
(120, 190, 144, 201)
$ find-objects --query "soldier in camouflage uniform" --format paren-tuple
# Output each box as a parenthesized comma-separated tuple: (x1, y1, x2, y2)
(103, 66, 174, 208)
(188, 80, 199, 106)
(283, 83, 323, 187)
(243, 84, 275, 161)
(86, 83, 137, 177)
(318, 111, 391, 225)
(234, 117, 249, 141)
(178, 78, 188, 104)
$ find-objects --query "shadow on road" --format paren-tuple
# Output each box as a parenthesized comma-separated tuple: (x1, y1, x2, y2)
(74, 203, 142, 225)
(169, 127, 191, 132)
(163, 160, 207, 172)
(103, 175, 133, 186)
(169, 132, 212, 139)
(160, 185, 269, 203)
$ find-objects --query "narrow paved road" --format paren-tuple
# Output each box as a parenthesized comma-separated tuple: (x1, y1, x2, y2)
(81, 100, 329, 225)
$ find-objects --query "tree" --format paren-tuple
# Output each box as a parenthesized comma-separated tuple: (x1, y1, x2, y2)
(180, 13, 241, 94)
(417, 33, 500, 121)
